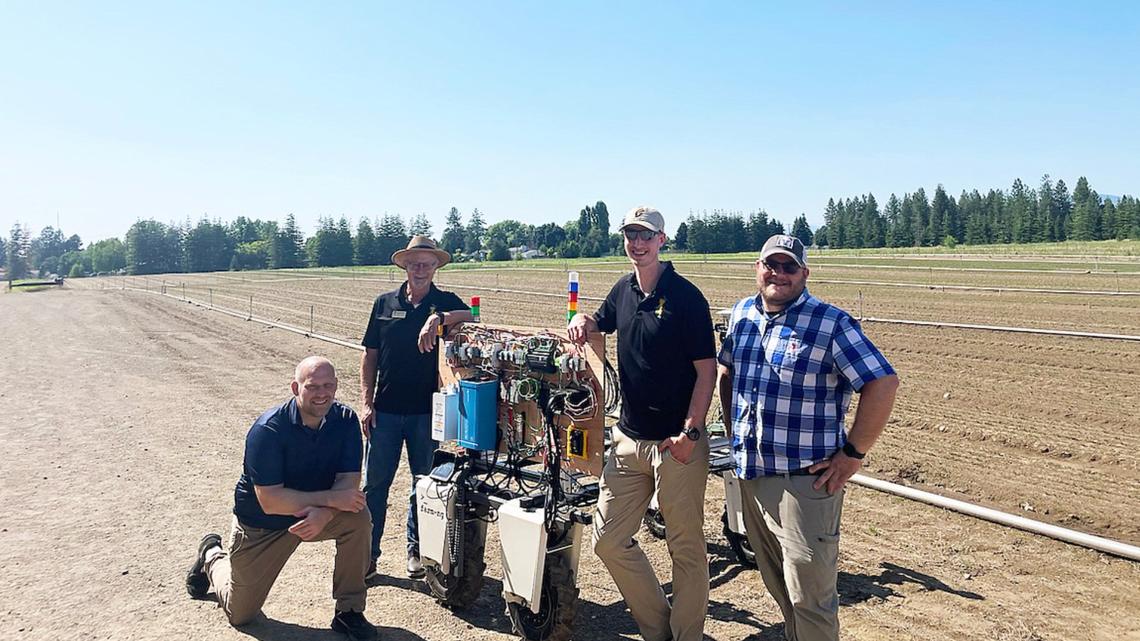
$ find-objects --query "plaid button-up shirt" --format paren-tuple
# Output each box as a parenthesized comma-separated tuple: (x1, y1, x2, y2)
(719, 289, 895, 479)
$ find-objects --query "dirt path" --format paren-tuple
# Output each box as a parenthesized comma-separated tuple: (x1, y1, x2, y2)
(2, 287, 1138, 641)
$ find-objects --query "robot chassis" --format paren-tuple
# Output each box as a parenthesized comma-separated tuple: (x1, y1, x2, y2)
(416, 314, 753, 641)
(416, 324, 608, 641)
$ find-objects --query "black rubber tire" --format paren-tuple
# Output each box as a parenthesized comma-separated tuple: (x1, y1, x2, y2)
(424, 518, 487, 609)
(642, 507, 666, 539)
(507, 552, 579, 641)
(721, 508, 757, 569)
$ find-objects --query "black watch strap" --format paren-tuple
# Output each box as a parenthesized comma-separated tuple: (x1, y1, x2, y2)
(842, 441, 865, 459)
(684, 426, 701, 441)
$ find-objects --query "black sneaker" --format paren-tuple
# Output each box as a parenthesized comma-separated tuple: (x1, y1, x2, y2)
(186, 533, 222, 598)
(331, 610, 378, 641)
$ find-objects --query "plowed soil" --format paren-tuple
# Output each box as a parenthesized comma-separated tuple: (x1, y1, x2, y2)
(4, 267, 1139, 641)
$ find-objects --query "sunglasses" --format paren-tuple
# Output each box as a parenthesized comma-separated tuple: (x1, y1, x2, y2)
(623, 229, 660, 242)
(761, 259, 802, 275)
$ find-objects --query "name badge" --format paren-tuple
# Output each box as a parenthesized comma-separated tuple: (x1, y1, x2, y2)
(392, 310, 407, 319)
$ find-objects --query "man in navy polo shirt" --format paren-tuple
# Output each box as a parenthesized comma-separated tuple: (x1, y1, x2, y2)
(569, 205, 716, 641)
(186, 356, 377, 641)
(360, 235, 471, 580)
(718, 235, 899, 641)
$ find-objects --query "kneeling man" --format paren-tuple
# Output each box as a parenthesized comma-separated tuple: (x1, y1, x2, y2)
(186, 356, 377, 641)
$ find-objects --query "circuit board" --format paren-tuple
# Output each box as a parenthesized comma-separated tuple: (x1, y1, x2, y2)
(438, 324, 606, 477)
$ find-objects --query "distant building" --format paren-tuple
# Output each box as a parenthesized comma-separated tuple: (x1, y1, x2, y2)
(509, 244, 545, 259)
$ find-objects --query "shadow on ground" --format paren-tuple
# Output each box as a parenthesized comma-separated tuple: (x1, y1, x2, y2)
(235, 616, 427, 641)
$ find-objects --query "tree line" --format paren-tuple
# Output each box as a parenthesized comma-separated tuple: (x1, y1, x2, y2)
(817, 176, 1139, 249)
(3, 175, 1136, 280)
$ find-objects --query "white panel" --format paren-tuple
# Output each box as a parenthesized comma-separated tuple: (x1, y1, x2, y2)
(497, 498, 549, 612)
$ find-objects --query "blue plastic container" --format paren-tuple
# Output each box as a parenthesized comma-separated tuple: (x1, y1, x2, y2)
(458, 379, 498, 450)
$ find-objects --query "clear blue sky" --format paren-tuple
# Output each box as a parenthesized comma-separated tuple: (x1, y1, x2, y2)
(2, 2, 1137, 244)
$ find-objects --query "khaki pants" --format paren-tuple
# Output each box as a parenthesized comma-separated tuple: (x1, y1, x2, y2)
(593, 428, 710, 641)
(205, 507, 371, 626)
(740, 474, 844, 641)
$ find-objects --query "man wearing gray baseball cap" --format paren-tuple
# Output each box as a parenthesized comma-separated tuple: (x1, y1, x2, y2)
(568, 206, 715, 641)
(718, 233, 899, 641)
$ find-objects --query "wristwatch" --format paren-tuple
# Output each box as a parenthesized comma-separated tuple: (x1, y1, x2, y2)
(842, 441, 865, 459)
(684, 426, 701, 441)
(434, 311, 446, 325)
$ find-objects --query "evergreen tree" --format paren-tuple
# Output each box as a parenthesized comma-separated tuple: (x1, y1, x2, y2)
(883, 194, 902, 247)
(1103, 200, 1119, 240)
(1009, 179, 1037, 243)
(441, 207, 465, 256)
(125, 220, 182, 275)
(409, 213, 433, 237)
(897, 194, 916, 247)
(814, 224, 829, 247)
(6, 224, 30, 279)
(929, 186, 950, 246)
(982, 189, 1005, 244)
(0, 236, 7, 270)
(183, 219, 234, 272)
(270, 214, 304, 269)
(307, 217, 336, 266)
(465, 208, 486, 255)
(594, 201, 611, 234)
(823, 199, 844, 248)
(1053, 180, 1072, 242)
(790, 214, 813, 246)
(354, 219, 381, 265)
(29, 226, 68, 272)
(860, 194, 884, 247)
(674, 222, 688, 251)
(911, 188, 930, 246)
(374, 214, 409, 265)
(960, 190, 986, 245)
(1069, 177, 1102, 240)
(745, 210, 771, 250)
(1038, 175, 1058, 242)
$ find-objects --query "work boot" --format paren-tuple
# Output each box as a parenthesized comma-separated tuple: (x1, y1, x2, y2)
(332, 610, 379, 641)
(186, 533, 222, 598)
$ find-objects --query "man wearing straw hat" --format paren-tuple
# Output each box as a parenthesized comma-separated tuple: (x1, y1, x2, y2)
(718, 234, 898, 641)
(360, 235, 471, 579)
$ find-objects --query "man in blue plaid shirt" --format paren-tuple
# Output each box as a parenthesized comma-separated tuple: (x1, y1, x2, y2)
(717, 234, 899, 641)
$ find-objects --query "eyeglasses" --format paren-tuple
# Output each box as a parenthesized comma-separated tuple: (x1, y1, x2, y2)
(406, 261, 438, 271)
(623, 229, 659, 242)
(761, 259, 802, 275)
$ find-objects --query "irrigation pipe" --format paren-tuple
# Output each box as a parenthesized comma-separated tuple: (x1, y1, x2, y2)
(851, 474, 1140, 562)
(108, 284, 1140, 561)
(117, 277, 1138, 342)
(124, 286, 366, 351)
(860, 316, 1140, 342)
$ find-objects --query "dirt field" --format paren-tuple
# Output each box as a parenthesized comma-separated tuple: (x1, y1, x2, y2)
(4, 278, 1139, 640)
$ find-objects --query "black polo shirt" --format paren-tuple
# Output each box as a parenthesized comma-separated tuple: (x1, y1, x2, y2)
(362, 282, 468, 414)
(232, 399, 362, 530)
(594, 262, 715, 441)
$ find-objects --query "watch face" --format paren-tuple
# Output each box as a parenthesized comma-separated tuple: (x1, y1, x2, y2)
(686, 427, 700, 441)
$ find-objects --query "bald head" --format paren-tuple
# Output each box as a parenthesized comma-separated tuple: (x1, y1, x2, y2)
(295, 356, 335, 383)
(291, 356, 338, 425)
